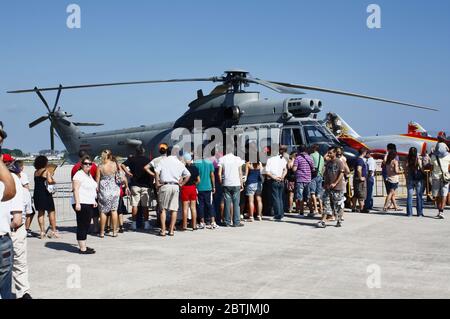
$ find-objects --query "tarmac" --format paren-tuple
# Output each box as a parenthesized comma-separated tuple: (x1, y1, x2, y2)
(25, 197, 450, 299)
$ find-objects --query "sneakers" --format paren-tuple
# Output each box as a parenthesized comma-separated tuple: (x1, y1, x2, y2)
(119, 226, 124, 233)
(232, 222, 245, 227)
(437, 212, 445, 219)
(336, 221, 342, 228)
(19, 293, 32, 299)
(144, 221, 151, 230)
(79, 247, 96, 255)
(317, 221, 326, 228)
(207, 222, 220, 229)
(26, 229, 33, 238)
(197, 223, 206, 230)
(130, 221, 137, 231)
(256, 216, 263, 221)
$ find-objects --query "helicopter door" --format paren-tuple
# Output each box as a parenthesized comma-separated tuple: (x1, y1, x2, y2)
(281, 127, 304, 153)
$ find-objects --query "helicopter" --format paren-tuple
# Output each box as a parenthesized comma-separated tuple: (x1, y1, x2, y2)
(7, 69, 437, 163)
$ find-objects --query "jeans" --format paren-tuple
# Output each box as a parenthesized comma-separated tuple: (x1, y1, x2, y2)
(295, 182, 310, 201)
(197, 191, 215, 221)
(271, 180, 285, 219)
(0, 234, 13, 299)
(407, 179, 424, 216)
(365, 176, 374, 210)
(223, 186, 241, 226)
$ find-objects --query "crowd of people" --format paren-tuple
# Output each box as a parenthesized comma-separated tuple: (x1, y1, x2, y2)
(1, 130, 450, 299)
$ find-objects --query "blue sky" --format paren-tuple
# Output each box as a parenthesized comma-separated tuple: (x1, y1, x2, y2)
(1, 0, 449, 152)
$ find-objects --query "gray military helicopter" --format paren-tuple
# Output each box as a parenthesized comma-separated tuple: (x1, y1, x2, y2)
(8, 69, 437, 163)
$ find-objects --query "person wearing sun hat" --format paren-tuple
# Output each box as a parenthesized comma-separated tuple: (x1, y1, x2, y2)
(430, 139, 450, 219)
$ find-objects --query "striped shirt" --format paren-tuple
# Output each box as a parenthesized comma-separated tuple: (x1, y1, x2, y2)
(293, 153, 314, 183)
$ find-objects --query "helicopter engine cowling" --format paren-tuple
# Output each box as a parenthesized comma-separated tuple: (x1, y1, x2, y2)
(287, 98, 315, 117)
(312, 99, 323, 113)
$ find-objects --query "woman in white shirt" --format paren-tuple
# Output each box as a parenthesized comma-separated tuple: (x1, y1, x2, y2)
(72, 156, 98, 254)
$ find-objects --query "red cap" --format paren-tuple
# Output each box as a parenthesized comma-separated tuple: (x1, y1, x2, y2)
(1, 154, 14, 163)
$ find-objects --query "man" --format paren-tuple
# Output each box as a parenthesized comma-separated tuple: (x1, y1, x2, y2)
(264, 145, 288, 221)
(218, 149, 245, 227)
(309, 145, 324, 216)
(8, 162, 32, 299)
(430, 139, 450, 219)
(121, 145, 155, 230)
(71, 150, 98, 179)
(318, 147, 345, 228)
(352, 148, 368, 213)
(0, 128, 17, 299)
(364, 150, 377, 212)
(293, 145, 314, 215)
(154, 149, 191, 236)
(195, 153, 218, 229)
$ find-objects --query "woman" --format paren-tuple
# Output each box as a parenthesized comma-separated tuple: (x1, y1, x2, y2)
(33, 156, 59, 239)
(245, 158, 263, 221)
(72, 155, 98, 254)
(286, 152, 297, 214)
(15, 160, 35, 236)
(114, 156, 130, 233)
(405, 147, 424, 217)
(96, 150, 121, 238)
(181, 153, 200, 231)
(383, 150, 402, 212)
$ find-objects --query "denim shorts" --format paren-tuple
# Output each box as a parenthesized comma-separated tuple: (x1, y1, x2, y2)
(386, 181, 399, 192)
(309, 175, 323, 197)
(296, 182, 310, 201)
(245, 182, 262, 196)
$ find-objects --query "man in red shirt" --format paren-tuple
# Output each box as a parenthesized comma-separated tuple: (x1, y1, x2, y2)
(71, 150, 98, 179)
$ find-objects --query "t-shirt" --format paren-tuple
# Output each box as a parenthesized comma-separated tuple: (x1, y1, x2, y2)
(265, 156, 287, 179)
(218, 153, 245, 187)
(195, 159, 215, 191)
(11, 174, 25, 223)
(293, 153, 314, 183)
(71, 162, 98, 179)
(185, 165, 200, 186)
(149, 155, 167, 172)
(311, 152, 325, 177)
(0, 181, 10, 234)
(72, 171, 98, 205)
(365, 157, 377, 176)
(431, 154, 450, 181)
(155, 156, 191, 184)
(324, 158, 345, 191)
(123, 155, 152, 187)
(354, 157, 368, 180)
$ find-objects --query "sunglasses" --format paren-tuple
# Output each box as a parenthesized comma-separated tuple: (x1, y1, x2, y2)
(82, 162, 92, 166)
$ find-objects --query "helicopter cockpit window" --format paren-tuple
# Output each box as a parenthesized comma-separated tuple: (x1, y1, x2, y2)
(281, 129, 293, 146)
(303, 125, 330, 144)
(292, 128, 303, 146)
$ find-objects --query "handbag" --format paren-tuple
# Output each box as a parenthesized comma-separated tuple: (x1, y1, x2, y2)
(435, 156, 450, 183)
(45, 181, 56, 194)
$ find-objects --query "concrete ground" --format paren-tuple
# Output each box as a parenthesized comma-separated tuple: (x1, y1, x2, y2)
(26, 197, 450, 299)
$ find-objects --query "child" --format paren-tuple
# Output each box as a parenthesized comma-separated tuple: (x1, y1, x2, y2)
(16, 161, 35, 237)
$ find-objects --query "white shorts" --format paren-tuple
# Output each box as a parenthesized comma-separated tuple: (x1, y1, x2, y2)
(432, 179, 449, 198)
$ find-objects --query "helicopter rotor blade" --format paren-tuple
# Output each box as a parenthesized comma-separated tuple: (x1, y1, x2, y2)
(52, 84, 63, 112)
(50, 124, 55, 152)
(29, 116, 49, 128)
(34, 87, 52, 112)
(243, 77, 305, 95)
(72, 122, 104, 127)
(7, 78, 222, 94)
(269, 81, 438, 111)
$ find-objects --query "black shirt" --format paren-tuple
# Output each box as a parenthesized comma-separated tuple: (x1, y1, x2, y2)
(185, 165, 199, 186)
(123, 155, 152, 187)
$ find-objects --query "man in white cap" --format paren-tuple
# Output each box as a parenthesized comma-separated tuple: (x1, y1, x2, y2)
(430, 137, 450, 219)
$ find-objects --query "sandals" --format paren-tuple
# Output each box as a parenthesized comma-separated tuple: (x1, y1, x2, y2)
(158, 231, 167, 237)
(47, 230, 61, 239)
(168, 232, 175, 237)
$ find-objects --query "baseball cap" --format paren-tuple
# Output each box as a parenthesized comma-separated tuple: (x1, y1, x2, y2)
(2, 154, 14, 163)
(159, 143, 169, 151)
(7, 162, 21, 174)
